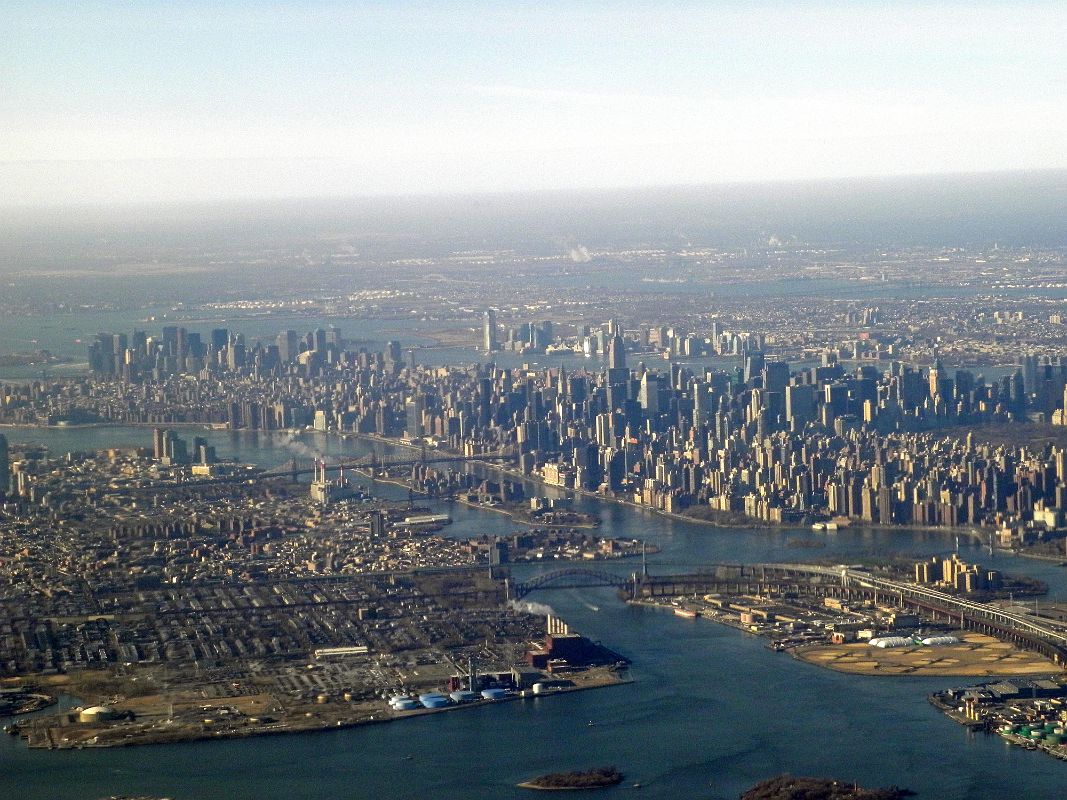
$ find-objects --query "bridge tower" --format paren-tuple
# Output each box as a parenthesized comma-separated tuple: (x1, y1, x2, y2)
(290, 458, 298, 484)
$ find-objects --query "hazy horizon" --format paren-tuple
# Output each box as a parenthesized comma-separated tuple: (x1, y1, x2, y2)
(2, 164, 1067, 211)
(2, 171, 1065, 271)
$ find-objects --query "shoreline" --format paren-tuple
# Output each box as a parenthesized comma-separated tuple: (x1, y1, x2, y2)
(1007, 549, 1067, 565)
(343, 431, 994, 543)
(0, 421, 1007, 543)
(516, 782, 621, 792)
(452, 496, 600, 529)
(21, 668, 632, 751)
(0, 421, 231, 432)
(630, 598, 1063, 679)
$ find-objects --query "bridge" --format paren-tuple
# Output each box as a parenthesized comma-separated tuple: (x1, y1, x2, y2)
(260, 449, 517, 479)
(629, 563, 1067, 667)
(508, 567, 634, 600)
(89, 446, 518, 497)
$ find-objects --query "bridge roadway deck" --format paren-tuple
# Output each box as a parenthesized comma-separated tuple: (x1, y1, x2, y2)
(262, 453, 514, 478)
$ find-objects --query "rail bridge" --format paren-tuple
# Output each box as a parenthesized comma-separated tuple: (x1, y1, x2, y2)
(508, 567, 634, 600)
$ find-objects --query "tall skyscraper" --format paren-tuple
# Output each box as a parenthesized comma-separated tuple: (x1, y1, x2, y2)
(928, 358, 943, 399)
(0, 434, 8, 497)
(763, 361, 790, 394)
(607, 333, 627, 369)
(385, 340, 402, 366)
(785, 384, 815, 428)
(483, 310, 498, 352)
(161, 326, 179, 355)
(639, 372, 660, 414)
(743, 351, 766, 384)
(277, 330, 299, 363)
(152, 428, 167, 460)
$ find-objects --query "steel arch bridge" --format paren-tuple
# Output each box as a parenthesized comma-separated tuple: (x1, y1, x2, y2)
(510, 567, 632, 600)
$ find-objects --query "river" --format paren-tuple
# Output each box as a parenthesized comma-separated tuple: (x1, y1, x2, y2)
(2, 425, 1065, 799)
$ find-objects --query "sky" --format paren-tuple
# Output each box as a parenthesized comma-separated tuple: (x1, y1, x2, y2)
(2, 1, 1066, 205)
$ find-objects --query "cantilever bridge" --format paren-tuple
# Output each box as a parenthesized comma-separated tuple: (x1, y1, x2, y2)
(261, 448, 517, 479)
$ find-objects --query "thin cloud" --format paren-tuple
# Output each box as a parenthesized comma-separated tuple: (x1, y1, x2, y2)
(466, 83, 685, 107)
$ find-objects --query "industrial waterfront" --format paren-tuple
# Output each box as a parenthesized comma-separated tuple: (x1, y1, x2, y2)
(2, 425, 1067, 799)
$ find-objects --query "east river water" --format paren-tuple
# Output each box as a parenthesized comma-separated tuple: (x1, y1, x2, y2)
(2, 426, 1066, 799)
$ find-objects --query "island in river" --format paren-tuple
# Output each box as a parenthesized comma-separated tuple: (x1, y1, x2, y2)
(517, 766, 623, 791)
(740, 775, 914, 800)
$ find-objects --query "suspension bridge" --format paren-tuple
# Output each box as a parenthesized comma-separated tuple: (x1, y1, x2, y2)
(260, 447, 517, 479)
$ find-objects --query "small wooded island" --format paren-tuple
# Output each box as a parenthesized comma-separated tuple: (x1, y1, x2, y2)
(740, 776, 914, 800)
(518, 767, 624, 791)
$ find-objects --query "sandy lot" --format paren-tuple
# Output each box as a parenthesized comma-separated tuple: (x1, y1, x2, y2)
(795, 632, 1061, 677)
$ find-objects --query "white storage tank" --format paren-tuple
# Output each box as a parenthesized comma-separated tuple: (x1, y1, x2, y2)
(78, 705, 121, 723)
(920, 636, 960, 647)
(869, 636, 912, 648)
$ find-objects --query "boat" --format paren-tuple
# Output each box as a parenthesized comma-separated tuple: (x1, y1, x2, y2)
(673, 608, 698, 618)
